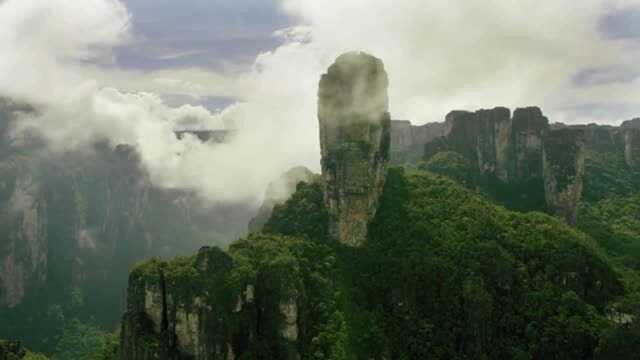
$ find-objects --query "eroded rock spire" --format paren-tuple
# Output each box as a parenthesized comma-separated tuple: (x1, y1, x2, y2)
(318, 52, 391, 246)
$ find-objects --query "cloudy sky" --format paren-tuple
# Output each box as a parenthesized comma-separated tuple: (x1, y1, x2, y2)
(1, 0, 639, 203)
(115, 0, 640, 123)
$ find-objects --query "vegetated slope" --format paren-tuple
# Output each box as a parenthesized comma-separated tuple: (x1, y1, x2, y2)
(121, 168, 632, 359)
(0, 339, 49, 359)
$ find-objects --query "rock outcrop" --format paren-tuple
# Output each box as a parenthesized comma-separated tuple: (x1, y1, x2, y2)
(422, 106, 589, 224)
(511, 107, 549, 180)
(318, 52, 391, 246)
(415, 106, 640, 224)
(424, 107, 550, 182)
(0, 98, 255, 345)
(624, 129, 640, 168)
(120, 247, 234, 360)
(622, 118, 640, 129)
(542, 128, 586, 226)
(120, 242, 302, 360)
(443, 107, 512, 181)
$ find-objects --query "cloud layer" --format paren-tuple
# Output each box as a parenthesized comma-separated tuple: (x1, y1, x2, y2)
(1, 0, 639, 205)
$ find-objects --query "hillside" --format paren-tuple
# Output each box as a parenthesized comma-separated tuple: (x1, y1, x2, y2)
(119, 167, 637, 359)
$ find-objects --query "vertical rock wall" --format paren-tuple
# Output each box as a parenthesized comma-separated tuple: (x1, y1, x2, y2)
(423, 106, 592, 224)
(511, 107, 549, 179)
(543, 129, 586, 225)
(444, 108, 511, 180)
(624, 129, 640, 168)
(119, 246, 300, 360)
(0, 169, 48, 308)
(318, 52, 391, 246)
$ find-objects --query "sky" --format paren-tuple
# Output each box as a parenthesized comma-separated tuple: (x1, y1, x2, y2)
(114, 0, 640, 123)
(0, 0, 639, 204)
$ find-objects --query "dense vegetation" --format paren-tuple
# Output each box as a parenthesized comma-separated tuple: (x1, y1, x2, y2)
(251, 167, 632, 358)
(420, 151, 548, 213)
(582, 150, 640, 203)
(124, 219, 339, 359)
(0, 339, 49, 359)
(4, 137, 640, 358)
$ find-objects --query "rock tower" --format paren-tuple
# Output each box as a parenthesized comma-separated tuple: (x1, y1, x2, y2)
(318, 52, 391, 246)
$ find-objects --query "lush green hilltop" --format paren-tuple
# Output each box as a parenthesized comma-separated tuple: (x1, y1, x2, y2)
(120, 167, 638, 359)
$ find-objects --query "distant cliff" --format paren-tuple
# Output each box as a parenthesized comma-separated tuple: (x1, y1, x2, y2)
(0, 101, 255, 352)
(390, 120, 449, 164)
(391, 108, 640, 225)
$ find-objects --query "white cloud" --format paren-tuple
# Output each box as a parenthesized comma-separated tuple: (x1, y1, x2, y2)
(2, 0, 640, 207)
(0, 0, 130, 102)
(280, 0, 640, 123)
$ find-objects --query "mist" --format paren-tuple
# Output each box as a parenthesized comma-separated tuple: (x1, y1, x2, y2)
(1, 0, 639, 204)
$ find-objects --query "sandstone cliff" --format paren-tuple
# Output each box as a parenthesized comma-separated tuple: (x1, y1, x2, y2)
(318, 52, 390, 246)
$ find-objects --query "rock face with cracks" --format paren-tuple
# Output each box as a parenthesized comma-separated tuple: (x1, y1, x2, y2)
(318, 52, 391, 247)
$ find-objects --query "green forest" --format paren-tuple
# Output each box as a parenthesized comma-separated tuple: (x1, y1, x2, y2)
(99, 164, 639, 359)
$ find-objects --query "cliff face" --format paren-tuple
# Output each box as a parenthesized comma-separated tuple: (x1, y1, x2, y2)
(0, 161, 47, 309)
(120, 247, 236, 360)
(624, 129, 640, 168)
(415, 107, 640, 224)
(424, 107, 550, 182)
(390, 120, 449, 164)
(422, 107, 587, 223)
(542, 128, 586, 226)
(0, 103, 47, 309)
(622, 118, 640, 129)
(120, 239, 306, 360)
(0, 100, 255, 349)
(511, 107, 549, 180)
(444, 107, 512, 180)
(318, 52, 391, 246)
